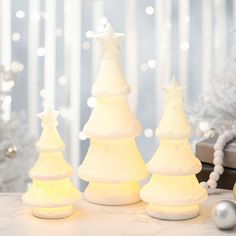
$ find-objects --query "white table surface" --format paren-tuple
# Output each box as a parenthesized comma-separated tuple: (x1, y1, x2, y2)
(0, 190, 235, 236)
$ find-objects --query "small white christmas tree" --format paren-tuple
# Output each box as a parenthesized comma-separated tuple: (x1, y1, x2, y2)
(23, 107, 82, 219)
(78, 23, 148, 206)
(140, 80, 207, 220)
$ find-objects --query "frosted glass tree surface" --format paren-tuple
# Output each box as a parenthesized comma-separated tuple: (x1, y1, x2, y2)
(78, 24, 148, 206)
(141, 80, 207, 220)
(22, 107, 82, 219)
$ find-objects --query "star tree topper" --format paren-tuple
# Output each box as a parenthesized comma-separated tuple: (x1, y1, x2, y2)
(95, 23, 124, 58)
(37, 106, 59, 129)
(162, 78, 186, 105)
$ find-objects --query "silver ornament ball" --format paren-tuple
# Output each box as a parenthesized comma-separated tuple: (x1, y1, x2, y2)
(212, 200, 236, 230)
(4, 145, 17, 158)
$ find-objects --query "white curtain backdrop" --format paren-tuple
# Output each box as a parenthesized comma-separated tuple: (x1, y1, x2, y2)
(1, 0, 234, 188)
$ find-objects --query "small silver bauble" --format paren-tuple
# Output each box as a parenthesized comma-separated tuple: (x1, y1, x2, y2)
(4, 145, 17, 158)
(212, 200, 236, 230)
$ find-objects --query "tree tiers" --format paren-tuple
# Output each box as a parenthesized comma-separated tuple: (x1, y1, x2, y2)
(83, 97, 141, 139)
(84, 181, 141, 206)
(30, 152, 73, 180)
(78, 139, 148, 182)
(23, 179, 82, 208)
(36, 128, 65, 152)
(147, 140, 202, 175)
(141, 175, 207, 206)
(92, 59, 130, 97)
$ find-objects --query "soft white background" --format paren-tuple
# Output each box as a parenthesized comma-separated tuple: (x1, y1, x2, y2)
(1, 0, 235, 188)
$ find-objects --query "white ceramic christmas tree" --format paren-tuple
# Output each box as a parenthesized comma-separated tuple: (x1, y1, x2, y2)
(78, 23, 148, 206)
(22, 107, 82, 219)
(140, 80, 208, 220)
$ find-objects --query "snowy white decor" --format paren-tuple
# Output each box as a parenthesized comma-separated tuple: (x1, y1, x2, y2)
(0, 113, 35, 192)
(192, 45, 236, 133)
(0, 62, 35, 192)
(140, 80, 208, 220)
(78, 23, 148, 206)
(22, 107, 81, 219)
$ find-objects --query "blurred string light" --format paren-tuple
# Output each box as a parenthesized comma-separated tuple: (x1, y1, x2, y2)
(4, 81, 15, 90)
(16, 10, 25, 19)
(85, 17, 107, 39)
(144, 128, 154, 138)
(39, 89, 47, 98)
(140, 59, 157, 72)
(12, 32, 21, 42)
(140, 63, 148, 72)
(97, 25, 105, 33)
(11, 62, 24, 73)
(40, 11, 47, 19)
(147, 59, 156, 68)
(78, 131, 87, 141)
(145, 6, 154, 15)
(30, 12, 40, 22)
(82, 41, 90, 50)
(37, 47, 46, 57)
(63, 6, 71, 13)
(85, 30, 93, 39)
(99, 17, 108, 26)
(87, 96, 96, 109)
(58, 76, 67, 86)
(60, 107, 71, 119)
(55, 28, 63, 37)
(164, 22, 172, 30)
(180, 41, 190, 51)
(183, 15, 191, 23)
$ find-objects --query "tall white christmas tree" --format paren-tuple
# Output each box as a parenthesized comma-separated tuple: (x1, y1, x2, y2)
(78, 23, 148, 206)
(23, 107, 82, 219)
(140, 80, 207, 220)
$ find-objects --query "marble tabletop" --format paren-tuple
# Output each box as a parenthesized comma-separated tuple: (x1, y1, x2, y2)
(0, 190, 235, 236)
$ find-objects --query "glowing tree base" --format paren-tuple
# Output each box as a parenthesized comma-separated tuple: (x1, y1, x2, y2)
(84, 181, 141, 205)
(147, 204, 200, 220)
(32, 205, 74, 219)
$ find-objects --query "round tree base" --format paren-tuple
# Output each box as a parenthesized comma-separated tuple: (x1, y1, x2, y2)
(32, 205, 74, 219)
(147, 204, 200, 220)
(84, 181, 141, 206)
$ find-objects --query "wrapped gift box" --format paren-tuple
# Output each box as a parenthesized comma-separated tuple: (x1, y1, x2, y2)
(196, 163, 236, 190)
(196, 136, 236, 190)
(196, 136, 236, 168)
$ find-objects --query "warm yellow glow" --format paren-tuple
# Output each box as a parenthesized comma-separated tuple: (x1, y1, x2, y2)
(32, 205, 74, 219)
(78, 138, 148, 182)
(147, 204, 199, 220)
(140, 174, 207, 206)
(23, 178, 82, 208)
(147, 139, 201, 175)
(84, 181, 141, 205)
(30, 152, 73, 180)
(140, 80, 208, 220)
(37, 128, 65, 152)
(83, 97, 141, 138)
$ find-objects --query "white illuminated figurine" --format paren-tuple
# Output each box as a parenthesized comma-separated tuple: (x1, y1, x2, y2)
(23, 107, 82, 219)
(78, 23, 148, 205)
(140, 80, 208, 220)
